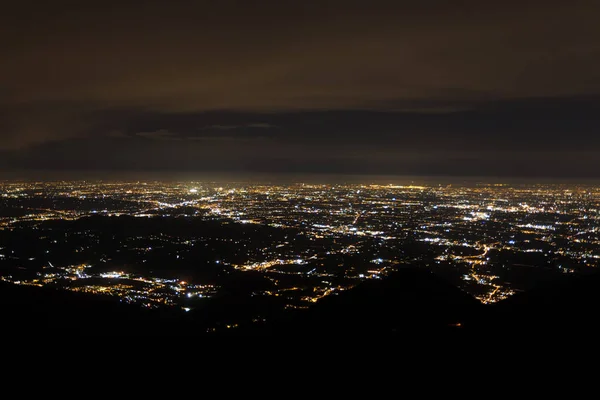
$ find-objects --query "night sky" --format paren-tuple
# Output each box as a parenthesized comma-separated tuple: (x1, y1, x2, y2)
(2, 0, 600, 178)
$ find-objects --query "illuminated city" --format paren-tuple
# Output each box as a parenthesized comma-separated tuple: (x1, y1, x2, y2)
(2, 180, 599, 322)
(2, 0, 600, 336)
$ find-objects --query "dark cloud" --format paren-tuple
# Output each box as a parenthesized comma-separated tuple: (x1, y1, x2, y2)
(135, 129, 182, 141)
(1, 0, 600, 176)
(202, 123, 277, 130)
(2, 96, 599, 178)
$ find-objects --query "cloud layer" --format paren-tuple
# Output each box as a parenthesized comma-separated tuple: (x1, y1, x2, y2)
(1, 1, 600, 176)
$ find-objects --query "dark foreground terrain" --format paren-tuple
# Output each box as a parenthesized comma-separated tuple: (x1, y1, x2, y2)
(2, 266, 599, 336)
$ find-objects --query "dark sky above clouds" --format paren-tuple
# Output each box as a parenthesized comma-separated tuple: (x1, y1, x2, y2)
(1, 0, 600, 178)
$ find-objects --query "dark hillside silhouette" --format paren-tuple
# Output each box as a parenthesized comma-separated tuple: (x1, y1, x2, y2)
(259, 267, 483, 335)
(2, 266, 600, 336)
(482, 270, 600, 333)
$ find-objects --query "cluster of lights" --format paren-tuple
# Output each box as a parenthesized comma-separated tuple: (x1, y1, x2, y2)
(1, 181, 600, 307)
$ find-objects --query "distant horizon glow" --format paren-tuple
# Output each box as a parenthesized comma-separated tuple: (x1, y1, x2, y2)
(4, 170, 600, 186)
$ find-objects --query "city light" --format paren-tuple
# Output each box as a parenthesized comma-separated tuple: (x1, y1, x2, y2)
(1, 180, 599, 311)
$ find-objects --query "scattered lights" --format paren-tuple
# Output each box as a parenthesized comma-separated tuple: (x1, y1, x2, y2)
(1, 180, 599, 311)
